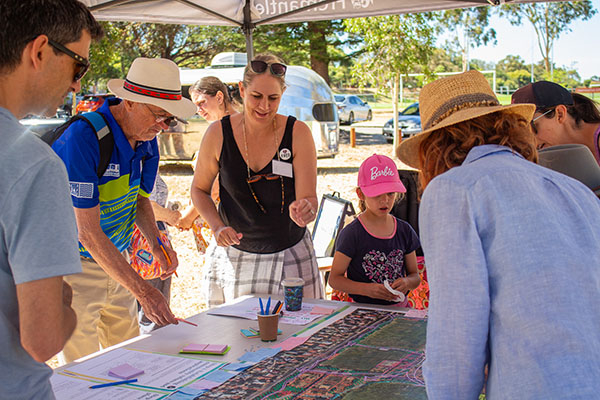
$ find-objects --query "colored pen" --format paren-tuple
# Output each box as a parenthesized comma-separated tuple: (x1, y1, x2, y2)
(176, 317, 198, 327)
(265, 296, 271, 315)
(259, 297, 265, 315)
(156, 236, 178, 277)
(274, 302, 283, 315)
(271, 300, 282, 315)
(90, 378, 138, 389)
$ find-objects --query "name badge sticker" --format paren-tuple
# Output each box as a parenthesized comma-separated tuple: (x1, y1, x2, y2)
(272, 160, 293, 178)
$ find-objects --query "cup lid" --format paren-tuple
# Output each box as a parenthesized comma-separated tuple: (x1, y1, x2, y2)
(281, 277, 304, 287)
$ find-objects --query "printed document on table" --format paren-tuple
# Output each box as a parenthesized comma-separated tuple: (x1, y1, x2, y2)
(207, 297, 338, 325)
(51, 372, 166, 399)
(62, 348, 223, 391)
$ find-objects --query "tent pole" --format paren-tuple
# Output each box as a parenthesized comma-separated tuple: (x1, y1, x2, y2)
(243, 0, 254, 60)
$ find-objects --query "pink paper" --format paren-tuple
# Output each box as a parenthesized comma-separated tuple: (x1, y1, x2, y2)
(274, 336, 309, 351)
(204, 344, 228, 353)
(182, 343, 208, 352)
(310, 306, 335, 315)
(108, 363, 144, 379)
(404, 309, 428, 319)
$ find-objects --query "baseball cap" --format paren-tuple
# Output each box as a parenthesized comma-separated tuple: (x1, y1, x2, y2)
(358, 154, 406, 197)
(511, 81, 573, 109)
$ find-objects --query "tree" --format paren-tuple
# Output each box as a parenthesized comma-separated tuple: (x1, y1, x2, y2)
(500, 1, 596, 73)
(84, 22, 246, 93)
(253, 20, 353, 85)
(435, 7, 496, 72)
(344, 14, 437, 150)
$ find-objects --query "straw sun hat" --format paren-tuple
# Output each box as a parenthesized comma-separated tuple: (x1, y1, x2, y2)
(395, 70, 535, 169)
(107, 57, 196, 120)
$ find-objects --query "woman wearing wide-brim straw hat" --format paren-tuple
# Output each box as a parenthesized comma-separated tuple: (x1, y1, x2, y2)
(397, 70, 600, 399)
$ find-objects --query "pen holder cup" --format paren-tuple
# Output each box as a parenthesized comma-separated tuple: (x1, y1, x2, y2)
(282, 277, 304, 311)
(256, 313, 279, 342)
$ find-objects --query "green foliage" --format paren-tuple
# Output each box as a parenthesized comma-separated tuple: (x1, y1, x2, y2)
(434, 7, 496, 71)
(253, 20, 351, 84)
(499, 1, 597, 72)
(343, 14, 437, 93)
(84, 22, 245, 92)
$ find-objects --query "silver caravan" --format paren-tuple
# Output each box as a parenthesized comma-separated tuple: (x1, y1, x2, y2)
(158, 53, 339, 160)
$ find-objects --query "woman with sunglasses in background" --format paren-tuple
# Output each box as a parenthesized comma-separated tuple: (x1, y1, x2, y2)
(191, 54, 323, 307)
(512, 81, 600, 163)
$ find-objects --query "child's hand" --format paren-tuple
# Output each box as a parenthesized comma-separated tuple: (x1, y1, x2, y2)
(366, 283, 402, 302)
(391, 277, 410, 293)
(176, 206, 197, 231)
(165, 209, 182, 227)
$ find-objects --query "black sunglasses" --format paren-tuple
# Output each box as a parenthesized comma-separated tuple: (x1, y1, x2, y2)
(47, 38, 90, 82)
(250, 60, 287, 77)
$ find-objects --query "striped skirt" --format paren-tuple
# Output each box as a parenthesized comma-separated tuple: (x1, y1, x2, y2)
(202, 230, 324, 308)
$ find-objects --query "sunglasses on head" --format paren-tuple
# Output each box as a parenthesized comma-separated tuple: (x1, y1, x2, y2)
(47, 39, 90, 82)
(250, 60, 287, 77)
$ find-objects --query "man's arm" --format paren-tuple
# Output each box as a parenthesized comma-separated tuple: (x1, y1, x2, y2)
(135, 195, 178, 277)
(74, 205, 177, 326)
(16, 277, 76, 362)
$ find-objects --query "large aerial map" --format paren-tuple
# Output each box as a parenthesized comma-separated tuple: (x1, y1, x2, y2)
(198, 308, 427, 399)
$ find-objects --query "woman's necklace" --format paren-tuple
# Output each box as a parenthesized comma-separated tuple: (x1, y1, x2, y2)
(241, 115, 280, 171)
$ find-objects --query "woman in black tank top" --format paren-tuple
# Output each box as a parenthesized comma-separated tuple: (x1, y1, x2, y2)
(190, 54, 324, 306)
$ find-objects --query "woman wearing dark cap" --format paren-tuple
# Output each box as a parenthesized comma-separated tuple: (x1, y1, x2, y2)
(512, 81, 600, 162)
(396, 70, 600, 399)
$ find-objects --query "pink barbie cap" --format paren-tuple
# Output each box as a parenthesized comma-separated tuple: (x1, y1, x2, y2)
(358, 154, 406, 197)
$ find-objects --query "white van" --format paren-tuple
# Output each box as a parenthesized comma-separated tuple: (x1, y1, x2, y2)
(158, 53, 339, 160)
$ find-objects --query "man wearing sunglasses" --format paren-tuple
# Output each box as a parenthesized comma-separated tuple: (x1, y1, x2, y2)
(52, 57, 196, 364)
(0, 1, 102, 398)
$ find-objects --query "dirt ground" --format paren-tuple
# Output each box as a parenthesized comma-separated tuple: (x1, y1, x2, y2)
(49, 120, 413, 369)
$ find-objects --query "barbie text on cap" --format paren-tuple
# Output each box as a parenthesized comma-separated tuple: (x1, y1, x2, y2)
(358, 154, 406, 197)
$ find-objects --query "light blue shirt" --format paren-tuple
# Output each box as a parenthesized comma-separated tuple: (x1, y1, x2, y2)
(0, 107, 81, 399)
(420, 144, 600, 399)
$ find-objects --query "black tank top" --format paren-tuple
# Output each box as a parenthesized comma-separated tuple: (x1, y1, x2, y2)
(218, 115, 306, 253)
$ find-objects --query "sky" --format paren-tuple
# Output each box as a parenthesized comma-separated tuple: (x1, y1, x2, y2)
(468, 0, 599, 81)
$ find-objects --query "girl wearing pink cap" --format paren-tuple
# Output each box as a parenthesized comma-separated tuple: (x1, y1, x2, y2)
(328, 154, 421, 305)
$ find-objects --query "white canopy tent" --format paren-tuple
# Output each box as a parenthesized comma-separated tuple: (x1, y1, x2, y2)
(83, 0, 555, 59)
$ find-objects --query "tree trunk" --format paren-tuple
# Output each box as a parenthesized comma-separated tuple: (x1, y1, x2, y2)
(308, 22, 330, 85)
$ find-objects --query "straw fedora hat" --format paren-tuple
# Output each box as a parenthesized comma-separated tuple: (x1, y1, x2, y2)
(395, 70, 535, 169)
(107, 57, 196, 120)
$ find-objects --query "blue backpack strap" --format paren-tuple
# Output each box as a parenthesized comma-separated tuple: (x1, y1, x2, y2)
(80, 112, 114, 179)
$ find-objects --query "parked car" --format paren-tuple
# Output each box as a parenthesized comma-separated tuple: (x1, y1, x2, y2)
(20, 110, 68, 136)
(75, 94, 114, 113)
(334, 94, 372, 125)
(382, 102, 421, 143)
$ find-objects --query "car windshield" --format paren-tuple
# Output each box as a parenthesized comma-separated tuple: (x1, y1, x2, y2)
(334, 95, 345, 102)
(401, 104, 419, 116)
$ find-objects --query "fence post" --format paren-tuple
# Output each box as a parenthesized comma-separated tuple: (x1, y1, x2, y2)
(350, 127, 356, 148)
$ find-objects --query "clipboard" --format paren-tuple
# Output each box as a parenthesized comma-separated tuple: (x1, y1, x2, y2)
(311, 192, 356, 258)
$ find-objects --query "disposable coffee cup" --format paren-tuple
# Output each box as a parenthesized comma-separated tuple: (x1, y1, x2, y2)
(281, 277, 304, 311)
(256, 313, 279, 342)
